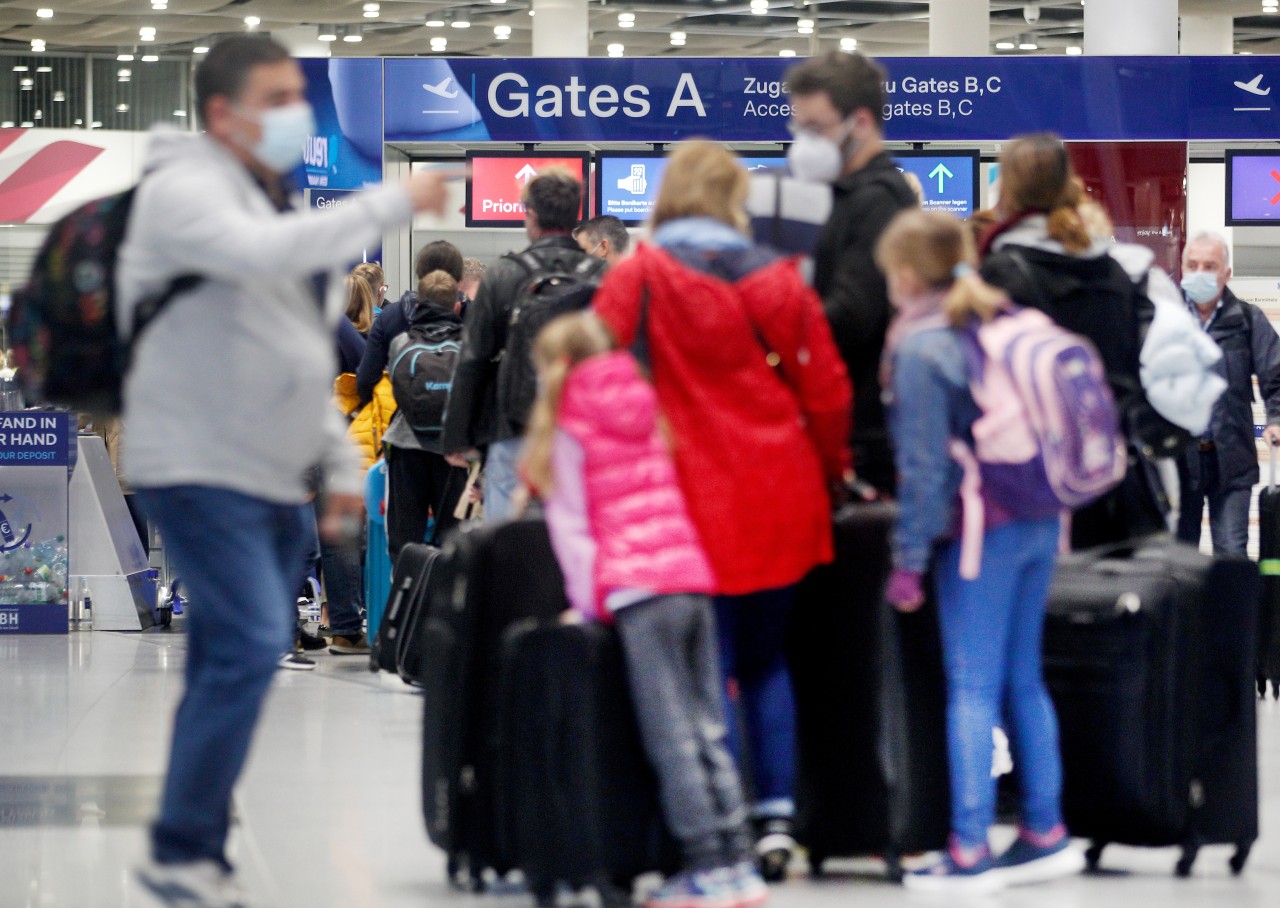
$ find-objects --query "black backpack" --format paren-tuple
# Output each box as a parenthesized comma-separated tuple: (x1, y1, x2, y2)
(9, 186, 199, 415)
(389, 323, 462, 439)
(496, 250, 606, 429)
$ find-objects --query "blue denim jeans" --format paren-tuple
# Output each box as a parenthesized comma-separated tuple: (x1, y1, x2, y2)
(305, 503, 363, 638)
(935, 517, 1065, 849)
(714, 587, 797, 819)
(1176, 449, 1251, 556)
(136, 486, 314, 869)
(483, 437, 523, 522)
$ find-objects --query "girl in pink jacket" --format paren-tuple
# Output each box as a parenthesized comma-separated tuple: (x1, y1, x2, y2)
(522, 312, 766, 908)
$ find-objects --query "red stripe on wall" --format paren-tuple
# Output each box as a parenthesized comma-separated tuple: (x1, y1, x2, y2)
(0, 140, 104, 222)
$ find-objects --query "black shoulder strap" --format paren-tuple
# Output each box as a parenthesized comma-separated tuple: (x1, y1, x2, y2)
(131, 274, 202, 340)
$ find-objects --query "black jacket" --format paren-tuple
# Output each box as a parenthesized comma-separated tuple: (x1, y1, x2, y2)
(441, 235, 589, 453)
(812, 152, 917, 489)
(385, 303, 464, 454)
(335, 317, 366, 377)
(356, 291, 414, 404)
(1184, 288, 1280, 492)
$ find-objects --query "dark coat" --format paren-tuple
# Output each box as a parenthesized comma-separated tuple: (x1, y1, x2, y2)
(811, 152, 917, 489)
(1184, 287, 1280, 492)
(441, 235, 588, 453)
(356, 291, 414, 404)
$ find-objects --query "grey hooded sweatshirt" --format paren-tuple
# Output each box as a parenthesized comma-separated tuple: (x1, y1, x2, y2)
(116, 129, 413, 503)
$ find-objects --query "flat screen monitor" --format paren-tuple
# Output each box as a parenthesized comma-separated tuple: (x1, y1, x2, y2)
(593, 152, 670, 225)
(465, 151, 589, 228)
(891, 150, 980, 218)
(1226, 150, 1280, 226)
(737, 152, 788, 174)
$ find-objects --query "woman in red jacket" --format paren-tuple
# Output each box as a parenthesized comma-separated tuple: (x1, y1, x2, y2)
(593, 140, 854, 880)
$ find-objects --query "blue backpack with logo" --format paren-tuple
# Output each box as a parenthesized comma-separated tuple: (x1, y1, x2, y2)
(389, 323, 461, 440)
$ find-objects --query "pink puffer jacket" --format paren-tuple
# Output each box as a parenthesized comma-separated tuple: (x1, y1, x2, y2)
(557, 351, 716, 611)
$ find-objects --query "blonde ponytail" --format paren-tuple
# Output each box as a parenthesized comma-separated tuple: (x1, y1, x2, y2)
(519, 312, 616, 495)
(944, 270, 1007, 326)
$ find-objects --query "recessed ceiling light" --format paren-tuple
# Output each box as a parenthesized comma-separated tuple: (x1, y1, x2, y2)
(37, 8, 53, 18)
(193, 46, 209, 54)
(495, 25, 512, 38)
(995, 41, 1015, 50)
(20, 122, 34, 128)
(34, 110, 42, 120)
(1019, 42, 1038, 50)
(343, 33, 363, 42)
(363, 2, 380, 10)
(141, 54, 159, 62)
(607, 43, 624, 56)
(779, 49, 797, 57)
(20, 78, 33, 88)
(12, 65, 28, 72)
(1066, 46, 1083, 55)
(798, 19, 814, 28)
(452, 20, 471, 28)
(173, 110, 187, 117)
(117, 68, 131, 78)
(116, 103, 129, 112)
(318, 27, 337, 41)
(244, 16, 260, 28)
(840, 37, 857, 51)
(53, 91, 65, 102)
(2, 121, 15, 128)
(36, 65, 52, 73)
(426, 19, 445, 27)
(117, 53, 133, 61)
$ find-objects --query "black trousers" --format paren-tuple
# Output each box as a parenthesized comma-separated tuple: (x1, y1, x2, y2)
(384, 444, 467, 561)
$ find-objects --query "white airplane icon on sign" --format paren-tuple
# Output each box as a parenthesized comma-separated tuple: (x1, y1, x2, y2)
(423, 78, 461, 99)
(1234, 74, 1272, 111)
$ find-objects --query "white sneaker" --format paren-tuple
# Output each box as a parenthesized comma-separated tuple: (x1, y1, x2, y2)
(136, 859, 250, 908)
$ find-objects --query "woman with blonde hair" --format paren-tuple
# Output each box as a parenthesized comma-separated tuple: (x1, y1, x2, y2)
(979, 132, 1164, 545)
(344, 273, 377, 337)
(591, 139, 853, 879)
(878, 209, 1083, 892)
(351, 261, 388, 314)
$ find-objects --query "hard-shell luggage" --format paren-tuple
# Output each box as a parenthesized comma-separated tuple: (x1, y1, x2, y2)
(497, 620, 677, 908)
(789, 500, 950, 880)
(369, 543, 446, 684)
(363, 459, 393, 642)
(1257, 450, 1280, 699)
(1044, 539, 1259, 876)
(419, 518, 570, 888)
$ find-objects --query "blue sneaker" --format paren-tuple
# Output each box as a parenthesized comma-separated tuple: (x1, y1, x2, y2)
(902, 841, 1004, 895)
(992, 827, 1085, 886)
(730, 861, 769, 908)
(644, 869, 738, 908)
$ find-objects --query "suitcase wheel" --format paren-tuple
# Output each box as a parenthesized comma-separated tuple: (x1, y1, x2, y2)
(1084, 841, 1105, 872)
(883, 848, 903, 884)
(1175, 845, 1198, 878)
(470, 868, 487, 894)
(530, 877, 556, 908)
(598, 880, 632, 908)
(808, 854, 826, 879)
(1230, 844, 1251, 876)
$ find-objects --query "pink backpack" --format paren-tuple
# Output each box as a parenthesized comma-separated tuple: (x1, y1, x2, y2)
(951, 306, 1126, 578)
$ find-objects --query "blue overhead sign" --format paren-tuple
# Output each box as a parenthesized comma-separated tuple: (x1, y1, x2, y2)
(379, 56, 1280, 144)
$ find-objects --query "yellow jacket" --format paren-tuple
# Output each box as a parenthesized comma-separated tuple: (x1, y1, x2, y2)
(334, 373, 397, 469)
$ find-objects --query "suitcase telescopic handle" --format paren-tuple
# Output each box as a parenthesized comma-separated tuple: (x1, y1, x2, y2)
(1272, 445, 1277, 492)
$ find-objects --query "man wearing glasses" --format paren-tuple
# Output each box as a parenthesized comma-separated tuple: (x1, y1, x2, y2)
(784, 52, 917, 494)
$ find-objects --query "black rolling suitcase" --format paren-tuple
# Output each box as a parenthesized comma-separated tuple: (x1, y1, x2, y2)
(418, 519, 570, 889)
(1044, 539, 1259, 876)
(789, 500, 950, 880)
(369, 543, 445, 684)
(1257, 450, 1280, 699)
(497, 620, 678, 908)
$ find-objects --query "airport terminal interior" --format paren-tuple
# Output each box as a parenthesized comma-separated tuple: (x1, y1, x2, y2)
(4, 1, 1280, 907)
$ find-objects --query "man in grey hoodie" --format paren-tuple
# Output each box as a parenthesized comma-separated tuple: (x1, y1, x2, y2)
(118, 37, 445, 908)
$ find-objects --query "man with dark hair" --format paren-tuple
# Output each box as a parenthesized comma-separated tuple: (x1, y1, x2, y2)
(442, 168, 592, 519)
(785, 51, 917, 492)
(356, 239, 465, 405)
(574, 214, 631, 266)
(119, 35, 445, 906)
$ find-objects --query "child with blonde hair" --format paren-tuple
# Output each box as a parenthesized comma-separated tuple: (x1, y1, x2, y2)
(522, 312, 767, 908)
(878, 209, 1084, 893)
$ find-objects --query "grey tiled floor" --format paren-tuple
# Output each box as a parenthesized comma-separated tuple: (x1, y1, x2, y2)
(1, 629, 1278, 907)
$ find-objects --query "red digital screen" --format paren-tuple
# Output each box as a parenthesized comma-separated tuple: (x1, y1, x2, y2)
(465, 151, 589, 227)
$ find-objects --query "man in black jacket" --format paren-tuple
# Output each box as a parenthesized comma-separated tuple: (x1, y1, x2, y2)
(786, 52, 917, 493)
(1176, 231, 1280, 555)
(442, 169, 588, 519)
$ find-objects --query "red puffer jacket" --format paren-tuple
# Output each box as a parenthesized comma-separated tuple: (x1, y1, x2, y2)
(593, 242, 853, 595)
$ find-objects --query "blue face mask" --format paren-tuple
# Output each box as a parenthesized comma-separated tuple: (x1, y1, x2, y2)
(235, 101, 315, 173)
(1181, 270, 1222, 306)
